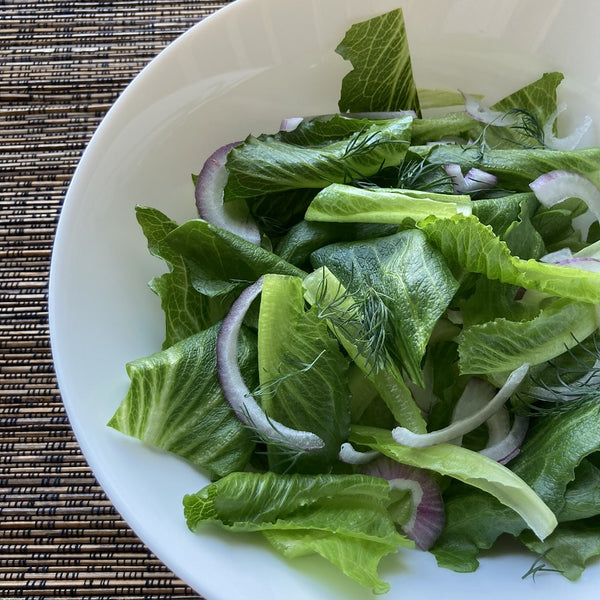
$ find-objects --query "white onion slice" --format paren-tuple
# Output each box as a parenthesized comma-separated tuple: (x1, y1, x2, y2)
(216, 278, 325, 451)
(195, 142, 261, 245)
(338, 442, 379, 465)
(361, 457, 445, 550)
(543, 104, 592, 151)
(462, 93, 519, 127)
(392, 365, 529, 448)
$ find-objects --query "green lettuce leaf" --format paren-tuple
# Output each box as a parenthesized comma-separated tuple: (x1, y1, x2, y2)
(183, 471, 412, 594)
(302, 267, 426, 432)
(416, 144, 600, 192)
(520, 517, 600, 581)
(108, 323, 256, 477)
(305, 183, 471, 225)
(164, 219, 304, 297)
(310, 229, 459, 385)
(336, 8, 420, 114)
(350, 425, 557, 541)
(257, 274, 351, 472)
(224, 115, 412, 201)
(458, 298, 599, 375)
(419, 214, 600, 305)
(431, 402, 600, 573)
(135, 206, 229, 348)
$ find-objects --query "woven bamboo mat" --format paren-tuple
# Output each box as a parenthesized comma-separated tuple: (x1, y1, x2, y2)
(1, 2, 233, 598)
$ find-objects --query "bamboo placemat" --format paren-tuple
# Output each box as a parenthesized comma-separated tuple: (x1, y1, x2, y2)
(1, 2, 233, 598)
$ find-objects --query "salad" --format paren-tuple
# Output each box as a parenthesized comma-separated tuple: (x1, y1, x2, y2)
(108, 8, 600, 595)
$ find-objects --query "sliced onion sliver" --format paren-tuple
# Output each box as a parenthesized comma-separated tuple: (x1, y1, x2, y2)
(541, 248, 600, 274)
(360, 456, 445, 551)
(462, 93, 519, 127)
(195, 142, 261, 245)
(338, 442, 379, 465)
(480, 415, 529, 465)
(444, 164, 497, 194)
(392, 364, 529, 448)
(216, 278, 324, 452)
(279, 117, 304, 132)
(529, 170, 600, 223)
(543, 104, 592, 151)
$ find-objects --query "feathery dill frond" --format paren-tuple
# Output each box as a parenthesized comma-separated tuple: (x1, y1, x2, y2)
(314, 270, 393, 375)
(516, 334, 600, 416)
(521, 549, 562, 581)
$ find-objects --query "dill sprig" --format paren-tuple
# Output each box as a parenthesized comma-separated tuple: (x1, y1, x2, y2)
(249, 350, 327, 400)
(314, 271, 393, 375)
(516, 334, 600, 416)
(505, 107, 545, 148)
(521, 549, 562, 581)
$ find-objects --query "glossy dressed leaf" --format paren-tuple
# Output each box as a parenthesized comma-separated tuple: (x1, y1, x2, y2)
(135, 206, 229, 348)
(164, 219, 304, 297)
(108, 323, 256, 477)
(310, 229, 459, 385)
(183, 471, 411, 594)
(257, 274, 351, 472)
(431, 402, 600, 572)
(224, 115, 412, 201)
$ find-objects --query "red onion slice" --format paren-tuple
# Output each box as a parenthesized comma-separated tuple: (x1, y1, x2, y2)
(529, 170, 600, 224)
(195, 142, 261, 245)
(462, 93, 519, 127)
(392, 365, 529, 448)
(361, 456, 445, 551)
(444, 164, 497, 194)
(279, 117, 304, 132)
(543, 104, 592, 151)
(480, 415, 529, 464)
(216, 277, 324, 452)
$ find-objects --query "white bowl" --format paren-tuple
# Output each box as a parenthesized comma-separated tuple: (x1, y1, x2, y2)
(49, 1, 600, 598)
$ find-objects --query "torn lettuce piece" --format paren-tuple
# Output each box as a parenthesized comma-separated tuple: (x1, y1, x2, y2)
(224, 115, 412, 201)
(431, 401, 600, 573)
(183, 471, 412, 594)
(310, 229, 459, 386)
(419, 214, 600, 305)
(415, 144, 600, 192)
(303, 267, 426, 432)
(257, 274, 351, 473)
(350, 425, 557, 541)
(336, 8, 420, 115)
(520, 517, 600, 581)
(135, 206, 230, 348)
(458, 298, 599, 375)
(305, 184, 471, 225)
(164, 218, 304, 297)
(108, 323, 256, 477)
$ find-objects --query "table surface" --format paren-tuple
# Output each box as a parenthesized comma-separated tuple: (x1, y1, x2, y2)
(1, 2, 233, 598)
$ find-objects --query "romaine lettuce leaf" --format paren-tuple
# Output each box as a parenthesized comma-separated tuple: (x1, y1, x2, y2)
(224, 115, 412, 201)
(183, 471, 412, 594)
(164, 219, 304, 296)
(430, 402, 600, 572)
(305, 183, 471, 225)
(108, 323, 256, 477)
(419, 214, 600, 305)
(310, 229, 459, 385)
(458, 298, 599, 375)
(135, 206, 229, 348)
(350, 425, 557, 541)
(336, 8, 420, 114)
(416, 144, 600, 192)
(257, 274, 351, 473)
